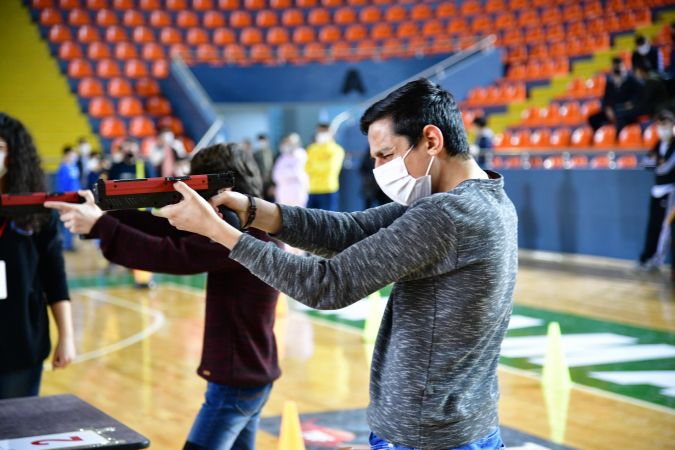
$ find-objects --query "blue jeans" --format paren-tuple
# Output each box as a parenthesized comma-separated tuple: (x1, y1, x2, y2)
(184, 382, 272, 450)
(369, 427, 504, 450)
(307, 192, 339, 211)
(0, 364, 43, 399)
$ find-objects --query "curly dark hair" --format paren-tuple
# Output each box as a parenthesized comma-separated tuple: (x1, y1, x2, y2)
(189, 143, 263, 197)
(0, 113, 49, 231)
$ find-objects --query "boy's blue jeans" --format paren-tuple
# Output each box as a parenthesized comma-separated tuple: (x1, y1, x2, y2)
(0, 364, 42, 399)
(369, 427, 504, 450)
(184, 382, 272, 450)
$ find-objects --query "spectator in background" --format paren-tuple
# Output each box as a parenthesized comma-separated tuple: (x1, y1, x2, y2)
(305, 123, 345, 211)
(56, 146, 80, 251)
(76, 136, 91, 186)
(670, 23, 675, 80)
(253, 133, 274, 201)
(359, 152, 390, 209)
(637, 110, 675, 272)
(108, 137, 156, 181)
(272, 132, 308, 207)
(149, 126, 187, 177)
(85, 151, 105, 189)
(632, 34, 663, 75)
(588, 57, 643, 133)
(470, 116, 494, 169)
(634, 60, 672, 119)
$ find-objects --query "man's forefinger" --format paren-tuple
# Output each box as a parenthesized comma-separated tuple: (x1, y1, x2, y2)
(44, 201, 77, 213)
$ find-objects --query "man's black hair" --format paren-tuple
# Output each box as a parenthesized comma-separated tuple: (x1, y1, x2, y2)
(316, 122, 330, 129)
(657, 110, 675, 123)
(359, 78, 470, 157)
(472, 116, 487, 128)
(611, 56, 623, 66)
(62, 145, 74, 155)
(635, 35, 646, 46)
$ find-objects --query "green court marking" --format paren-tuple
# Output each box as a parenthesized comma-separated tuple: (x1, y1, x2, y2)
(70, 275, 675, 409)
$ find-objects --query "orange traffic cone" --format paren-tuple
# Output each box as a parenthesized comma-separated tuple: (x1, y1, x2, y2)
(278, 401, 305, 450)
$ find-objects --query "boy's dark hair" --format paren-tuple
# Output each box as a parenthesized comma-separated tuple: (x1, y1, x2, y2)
(472, 116, 487, 128)
(316, 123, 330, 130)
(359, 78, 470, 157)
(190, 143, 263, 197)
(62, 145, 74, 155)
(611, 56, 623, 66)
(635, 35, 646, 46)
(0, 113, 49, 232)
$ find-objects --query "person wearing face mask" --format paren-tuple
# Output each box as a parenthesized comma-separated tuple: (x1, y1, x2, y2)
(305, 123, 346, 211)
(108, 137, 156, 181)
(637, 110, 675, 272)
(0, 113, 76, 399)
(272, 132, 309, 207)
(76, 136, 92, 186)
(588, 57, 643, 132)
(55, 146, 81, 252)
(148, 126, 187, 177)
(153, 79, 517, 450)
(632, 35, 663, 76)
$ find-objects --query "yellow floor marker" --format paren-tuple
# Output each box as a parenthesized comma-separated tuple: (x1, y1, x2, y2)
(278, 401, 306, 450)
(541, 321, 572, 444)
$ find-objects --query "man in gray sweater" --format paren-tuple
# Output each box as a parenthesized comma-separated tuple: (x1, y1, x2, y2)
(156, 78, 518, 449)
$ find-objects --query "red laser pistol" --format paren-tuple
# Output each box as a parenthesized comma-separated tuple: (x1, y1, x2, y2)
(0, 192, 85, 217)
(92, 172, 241, 228)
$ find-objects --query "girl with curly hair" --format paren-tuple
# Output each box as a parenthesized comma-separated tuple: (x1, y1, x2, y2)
(0, 112, 76, 399)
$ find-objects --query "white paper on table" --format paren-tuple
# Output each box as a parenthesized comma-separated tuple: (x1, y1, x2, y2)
(0, 430, 111, 449)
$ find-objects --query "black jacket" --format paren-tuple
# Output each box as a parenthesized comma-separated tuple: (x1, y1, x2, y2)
(651, 138, 675, 186)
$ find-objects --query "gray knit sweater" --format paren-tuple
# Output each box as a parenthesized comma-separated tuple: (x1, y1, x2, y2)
(229, 172, 518, 449)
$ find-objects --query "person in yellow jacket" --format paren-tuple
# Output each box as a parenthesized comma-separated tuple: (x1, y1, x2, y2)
(305, 123, 345, 211)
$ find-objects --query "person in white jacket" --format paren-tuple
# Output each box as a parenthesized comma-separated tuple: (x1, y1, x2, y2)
(272, 133, 309, 207)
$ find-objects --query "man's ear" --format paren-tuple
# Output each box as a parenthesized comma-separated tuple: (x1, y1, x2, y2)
(422, 125, 444, 157)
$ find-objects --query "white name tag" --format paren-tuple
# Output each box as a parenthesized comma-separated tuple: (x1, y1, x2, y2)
(0, 261, 6, 300)
(0, 430, 110, 449)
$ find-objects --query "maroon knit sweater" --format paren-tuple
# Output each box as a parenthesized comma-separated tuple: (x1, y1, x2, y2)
(90, 210, 281, 387)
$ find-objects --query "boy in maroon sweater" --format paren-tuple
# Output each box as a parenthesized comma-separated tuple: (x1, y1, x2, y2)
(47, 144, 280, 450)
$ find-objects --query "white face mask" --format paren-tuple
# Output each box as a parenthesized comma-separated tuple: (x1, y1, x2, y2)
(79, 142, 91, 156)
(637, 43, 650, 55)
(657, 125, 673, 141)
(315, 132, 331, 144)
(373, 146, 435, 206)
(0, 150, 6, 179)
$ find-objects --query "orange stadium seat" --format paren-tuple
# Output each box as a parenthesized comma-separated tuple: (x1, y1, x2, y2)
(186, 28, 209, 45)
(385, 5, 407, 22)
(508, 0, 528, 9)
(230, 11, 252, 28)
(540, 6, 561, 26)
(471, 15, 493, 34)
(59, 41, 83, 60)
(571, 126, 593, 147)
(618, 124, 643, 148)
(96, 10, 117, 26)
(88, 97, 115, 119)
(371, 23, 393, 40)
(495, 12, 515, 31)
(223, 43, 247, 63)
(345, 24, 367, 41)
(96, 59, 121, 78)
(249, 43, 274, 64)
(529, 129, 551, 148)
(269, 0, 290, 7)
(193, 0, 214, 10)
(616, 154, 638, 168)
(104, 26, 128, 43)
(244, 0, 265, 8)
(112, 0, 133, 9)
(308, 8, 330, 26)
(266, 27, 289, 45)
(159, 27, 182, 45)
(509, 129, 531, 148)
(543, 155, 564, 169)
(501, 29, 523, 47)
(33, 0, 54, 8)
(67, 58, 93, 78)
(281, 9, 304, 27)
(359, 6, 381, 23)
(331, 41, 353, 60)
(166, 0, 187, 9)
(219, 0, 239, 7)
(196, 44, 220, 63)
(67, 8, 90, 26)
(559, 101, 582, 125)
(594, 125, 617, 148)
(550, 128, 571, 147)
(100, 117, 126, 138)
(447, 18, 467, 35)
(643, 124, 658, 148)
(139, 0, 160, 9)
(380, 38, 404, 59)
(152, 60, 169, 78)
(322, 0, 342, 6)
(129, 116, 156, 138)
(461, 0, 481, 16)
(125, 60, 149, 78)
(429, 36, 453, 54)
(107, 77, 133, 97)
(76, 25, 100, 43)
(296, 0, 317, 6)
(136, 78, 160, 96)
(142, 43, 166, 60)
(347, 0, 366, 4)
(278, 43, 300, 62)
(569, 155, 589, 168)
(293, 26, 315, 44)
(590, 154, 611, 168)
(86, 0, 108, 10)
(177, 11, 199, 28)
(240, 27, 263, 45)
(256, 10, 278, 28)
(411, 4, 432, 20)
(78, 78, 104, 98)
(581, 99, 602, 119)
(304, 42, 327, 62)
(113, 42, 137, 60)
(517, 9, 538, 28)
(436, 2, 456, 18)
(204, 11, 226, 28)
(545, 24, 565, 43)
(485, 0, 505, 13)
(159, 116, 185, 135)
(334, 7, 357, 25)
(563, 3, 583, 22)
(60, 0, 80, 8)
(319, 25, 342, 43)
(214, 28, 236, 45)
(396, 22, 418, 40)
(122, 10, 144, 27)
(169, 43, 191, 60)
(422, 20, 444, 37)
(132, 26, 155, 44)
(117, 96, 144, 117)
